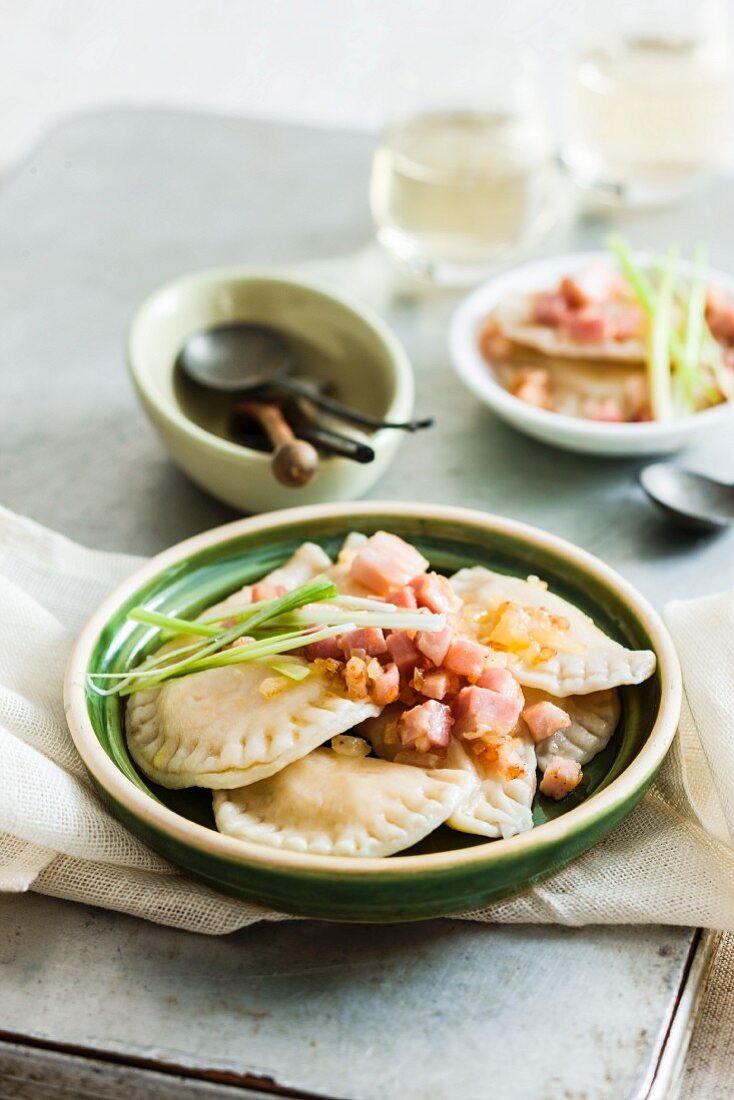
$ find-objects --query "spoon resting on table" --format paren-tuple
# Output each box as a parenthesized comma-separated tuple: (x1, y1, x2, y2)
(639, 464, 734, 532)
(177, 322, 433, 433)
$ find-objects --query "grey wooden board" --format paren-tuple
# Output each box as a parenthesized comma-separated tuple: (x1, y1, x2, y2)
(0, 893, 700, 1100)
(0, 108, 731, 1100)
(0, 1037, 277, 1100)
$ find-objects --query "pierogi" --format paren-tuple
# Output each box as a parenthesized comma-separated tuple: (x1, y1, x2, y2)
(213, 748, 473, 857)
(450, 567, 655, 697)
(117, 530, 656, 857)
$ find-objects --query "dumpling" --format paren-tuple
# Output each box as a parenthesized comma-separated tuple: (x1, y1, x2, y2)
(444, 737, 536, 840)
(450, 567, 655, 697)
(325, 532, 371, 597)
(522, 687, 621, 772)
(360, 708, 535, 840)
(359, 705, 447, 769)
(492, 292, 645, 363)
(262, 541, 332, 590)
(205, 542, 332, 620)
(126, 662, 380, 790)
(212, 748, 474, 857)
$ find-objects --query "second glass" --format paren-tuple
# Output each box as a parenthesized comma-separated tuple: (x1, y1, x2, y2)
(370, 46, 558, 287)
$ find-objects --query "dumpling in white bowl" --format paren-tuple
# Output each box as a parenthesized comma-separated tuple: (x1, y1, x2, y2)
(126, 662, 380, 790)
(450, 567, 655, 697)
(522, 687, 621, 772)
(212, 748, 474, 857)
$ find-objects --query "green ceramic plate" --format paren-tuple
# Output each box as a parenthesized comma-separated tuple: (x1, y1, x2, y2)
(64, 503, 681, 921)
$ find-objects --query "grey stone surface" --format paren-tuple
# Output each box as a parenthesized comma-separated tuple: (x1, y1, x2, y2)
(0, 107, 729, 1099)
(0, 894, 699, 1100)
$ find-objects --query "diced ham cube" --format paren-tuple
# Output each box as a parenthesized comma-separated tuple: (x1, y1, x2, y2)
(453, 685, 523, 739)
(398, 700, 454, 753)
(386, 631, 422, 676)
(477, 668, 524, 708)
(416, 668, 461, 701)
(539, 756, 583, 800)
(522, 700, 571, 744)
(416, 625, 453, 667)
(385, 585, 418, 609)
(370, 661, 400, 706)
(251, 582, 287, 602)
(410, 572, 463, 614)
(339, 627, 388, 660)
(444, 638, 489, 679)
(706, 289, 734, 345)
(533, 292, 568, 327)
(349, 531, 429, 594)
(303, 636, 343, 662)
(562, 308, 615, 344)
(560, 265, 624, 309)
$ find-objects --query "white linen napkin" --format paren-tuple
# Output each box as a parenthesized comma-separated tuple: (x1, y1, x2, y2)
(1, 504, 733, 933)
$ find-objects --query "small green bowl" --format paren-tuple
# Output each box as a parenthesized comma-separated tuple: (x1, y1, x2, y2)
(64, 503, 681, 922)
(127, 268, 415, 513)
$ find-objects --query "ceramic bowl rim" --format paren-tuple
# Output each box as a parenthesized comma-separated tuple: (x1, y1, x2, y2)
(125, 266, 415, 470)
(64, 501, 682, 878)
(449, 250, 734, 446)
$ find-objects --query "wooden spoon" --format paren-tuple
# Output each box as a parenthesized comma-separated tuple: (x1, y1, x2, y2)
(232, 400, 318, 488)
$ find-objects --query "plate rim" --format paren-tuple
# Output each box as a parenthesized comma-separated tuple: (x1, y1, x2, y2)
(64, 500, 682, 878)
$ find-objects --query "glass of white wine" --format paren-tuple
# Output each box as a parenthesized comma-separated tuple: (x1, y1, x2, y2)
(370, 46, 558, 287)
(563, 0, 734, 207)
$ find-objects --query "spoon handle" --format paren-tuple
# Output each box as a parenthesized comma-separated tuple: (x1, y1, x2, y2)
(274, 376, 434, 432)
(297, 423, 375, 464)
(233, 400, 318, 488)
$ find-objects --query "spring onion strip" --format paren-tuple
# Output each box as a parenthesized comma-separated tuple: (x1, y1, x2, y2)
(683, 245, 708, 401)
(270, 607, 446, 632)
(607, 235, 687, 373)
(648, 248, 677, 422)
(84, 636, 217, 696)
(87, 576, 338, 696)
(118, 624, 353, 695)
(264, 656, 311, 681)
(198, 592, 397, 627)
(86, 639, 207, 680)
(88, 626, 327, 696)
(332, 595, 400, 611)
(128, 608, 221, 637)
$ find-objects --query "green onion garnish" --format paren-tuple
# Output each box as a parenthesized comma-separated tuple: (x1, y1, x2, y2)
(264, 656, 312, 681)
(648, 247, 677, 422)
(87, 572, 446, 699)
(88, 576, 338, 697)
(128, 608, 221, 638)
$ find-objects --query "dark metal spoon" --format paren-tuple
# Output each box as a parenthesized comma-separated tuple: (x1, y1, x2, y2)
(639, 464, 734, 532)
(177, 323, 433, 432)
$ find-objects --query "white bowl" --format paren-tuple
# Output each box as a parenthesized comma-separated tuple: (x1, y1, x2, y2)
(449, 251, 734, 457)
